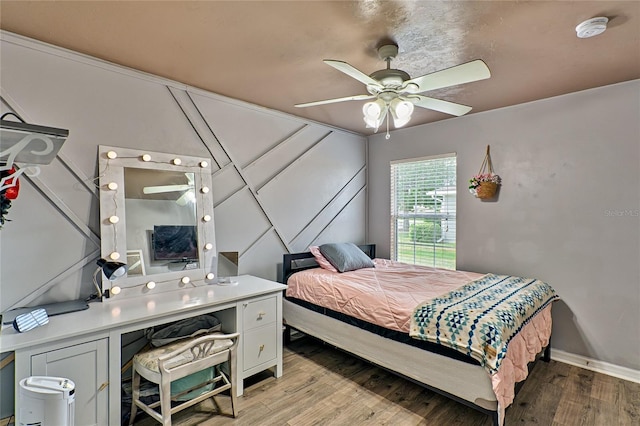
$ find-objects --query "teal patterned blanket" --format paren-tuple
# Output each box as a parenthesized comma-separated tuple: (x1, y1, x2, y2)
(409, 274, 559, 374)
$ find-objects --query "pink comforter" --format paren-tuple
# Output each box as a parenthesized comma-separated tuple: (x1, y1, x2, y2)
(286, 258, 484, 332)
(286, 259, 555, 424)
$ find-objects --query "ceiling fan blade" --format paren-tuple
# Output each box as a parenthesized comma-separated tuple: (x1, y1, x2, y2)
(323, 60, 382, 88)
(295, 94, 375, 108)
(143, 184, 193, 194)
(404, 60, 491, 93)
(411, 95, 473, 116)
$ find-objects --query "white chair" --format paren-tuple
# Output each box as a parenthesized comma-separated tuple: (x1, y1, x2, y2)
(129, 332, 240, 425)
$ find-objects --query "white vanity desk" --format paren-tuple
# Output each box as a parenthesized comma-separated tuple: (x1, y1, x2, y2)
(1, 275, 286, 426)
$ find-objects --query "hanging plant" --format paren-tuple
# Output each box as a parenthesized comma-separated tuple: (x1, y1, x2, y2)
(469, 145, 501, 199)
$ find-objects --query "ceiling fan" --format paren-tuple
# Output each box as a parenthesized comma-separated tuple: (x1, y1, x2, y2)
(142, 173, 195, 206)
(295, 44, 491, 136)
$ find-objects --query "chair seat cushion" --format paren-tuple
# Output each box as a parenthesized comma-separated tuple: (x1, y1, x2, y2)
(134, 336, 234, 373)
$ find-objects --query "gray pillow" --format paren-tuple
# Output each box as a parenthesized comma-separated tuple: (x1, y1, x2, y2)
(319, 243, 375, 273)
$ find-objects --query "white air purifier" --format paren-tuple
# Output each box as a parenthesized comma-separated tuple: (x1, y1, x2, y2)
(19, 376, 75, 426)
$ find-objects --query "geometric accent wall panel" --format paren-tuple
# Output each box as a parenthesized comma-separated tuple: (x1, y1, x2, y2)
(0, 179, 99, 311)
(213, 187, 272, 254)
(243, 124, 331, 190)
(189, 92, 304, 168)
(32, 157, 99, 231)
(307, 189, 367, 249)
(0, 32, 368, 315)
(188, 88, 368, 268)
(211, 165, 247, 207)
(287, 167, 366, 253)
(238, 229, 288, 282)
(258, 131, 366, 243)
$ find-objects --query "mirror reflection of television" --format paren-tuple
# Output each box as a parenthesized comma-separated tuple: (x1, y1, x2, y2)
(153, 225, 198, 261)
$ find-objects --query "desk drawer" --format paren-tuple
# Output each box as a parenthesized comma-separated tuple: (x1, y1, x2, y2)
(243, 323, 277, 371)
(243, 296, 276, 331)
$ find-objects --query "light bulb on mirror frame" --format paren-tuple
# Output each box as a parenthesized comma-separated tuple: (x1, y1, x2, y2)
(110, 286, 121, 296)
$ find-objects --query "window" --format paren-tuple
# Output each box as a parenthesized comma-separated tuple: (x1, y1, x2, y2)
(390, 154, 456, 269)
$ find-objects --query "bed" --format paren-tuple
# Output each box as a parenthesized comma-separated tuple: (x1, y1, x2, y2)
(280, 244, 558, 426)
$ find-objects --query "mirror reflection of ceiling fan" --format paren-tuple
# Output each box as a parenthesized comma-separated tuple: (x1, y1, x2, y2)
(295, 43, 491, 136)
(143, 173, 195, 206)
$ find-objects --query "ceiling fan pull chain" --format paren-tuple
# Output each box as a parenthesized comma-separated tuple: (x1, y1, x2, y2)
(385, 113, 391, 140)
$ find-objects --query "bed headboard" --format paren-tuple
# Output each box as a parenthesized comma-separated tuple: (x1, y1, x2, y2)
(281, 244, 376, 284)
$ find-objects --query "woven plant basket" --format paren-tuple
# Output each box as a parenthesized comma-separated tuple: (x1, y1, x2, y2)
(476, 181, 498, 199)
(473, 145, 500, 200)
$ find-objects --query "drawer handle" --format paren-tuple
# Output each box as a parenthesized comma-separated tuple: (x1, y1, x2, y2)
(259, 344, 265, 352)
(98, 382, 109, 392)
(257, 312, 266, 320)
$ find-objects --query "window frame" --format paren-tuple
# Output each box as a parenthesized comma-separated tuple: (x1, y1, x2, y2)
(390, 153, 457, 270)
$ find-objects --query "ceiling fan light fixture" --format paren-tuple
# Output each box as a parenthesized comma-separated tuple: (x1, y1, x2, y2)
(363, 99, 386, 130)
(363, 113, 384, 130)
(363, 99, 383, 118)
(390, 98, 414, 128)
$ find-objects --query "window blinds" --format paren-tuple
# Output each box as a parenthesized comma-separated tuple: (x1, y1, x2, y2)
(390, 154, 456, 270)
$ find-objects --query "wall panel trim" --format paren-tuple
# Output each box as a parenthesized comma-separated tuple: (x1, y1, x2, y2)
(240, 226, 275, 258)
(253, 129, 332, 193)
(243, 124, 307, 171)
(255, 131, 336, 196)
(289, 165, 366, 245)
(8, 250, 100, 310)
(309, 186, 367, 247)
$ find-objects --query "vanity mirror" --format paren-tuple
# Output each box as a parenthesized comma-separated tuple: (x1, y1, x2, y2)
(98, 145, 216, 298)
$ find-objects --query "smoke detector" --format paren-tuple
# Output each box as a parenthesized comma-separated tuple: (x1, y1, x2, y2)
(575, 17, 609, 38)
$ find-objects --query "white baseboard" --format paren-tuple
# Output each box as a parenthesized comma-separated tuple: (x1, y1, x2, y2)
(551, 349, 640, 384)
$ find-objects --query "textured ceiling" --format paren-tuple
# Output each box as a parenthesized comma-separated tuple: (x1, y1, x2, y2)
(1, 1, 639, 135)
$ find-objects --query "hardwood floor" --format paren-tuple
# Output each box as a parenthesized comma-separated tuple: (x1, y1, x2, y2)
(133, 336, 639, 425)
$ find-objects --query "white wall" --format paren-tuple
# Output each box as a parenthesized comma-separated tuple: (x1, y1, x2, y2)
(368, 80, 640, 371)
